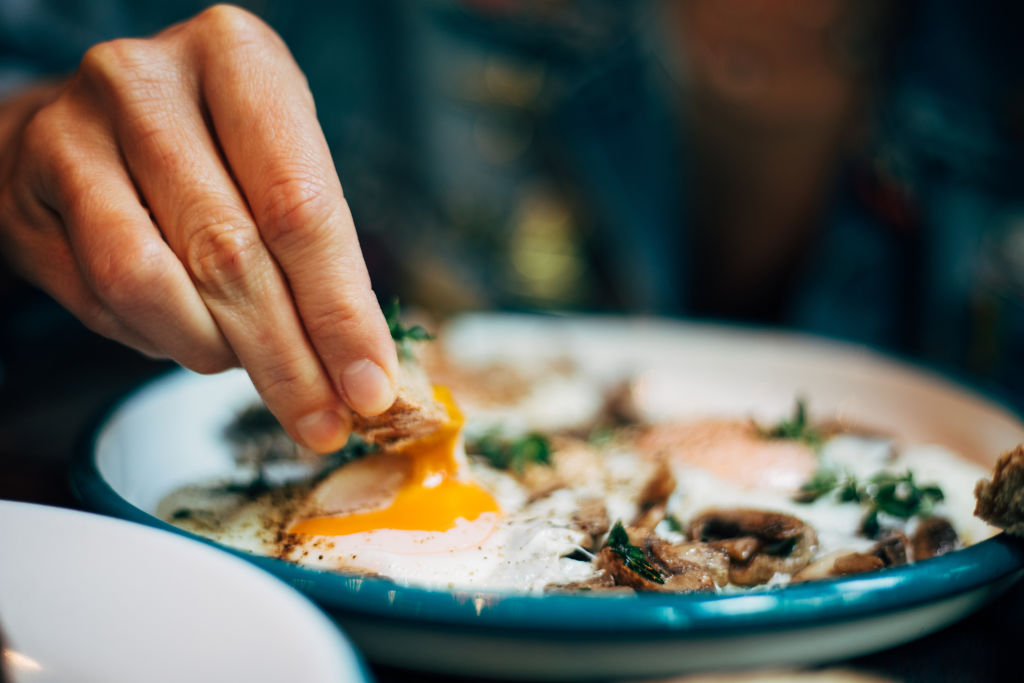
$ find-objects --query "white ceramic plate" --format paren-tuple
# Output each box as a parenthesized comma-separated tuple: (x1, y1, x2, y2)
(0, 501, 369, 683)
(71, 315, 1024, 680)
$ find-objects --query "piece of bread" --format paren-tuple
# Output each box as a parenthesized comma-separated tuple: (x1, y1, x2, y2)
(350, 360, 449, 448)
(974, 445, 1024, 535)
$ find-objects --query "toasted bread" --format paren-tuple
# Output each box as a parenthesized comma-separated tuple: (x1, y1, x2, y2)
(974, 445, 1024, 536)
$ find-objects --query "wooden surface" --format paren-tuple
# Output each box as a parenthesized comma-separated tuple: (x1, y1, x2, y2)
(1, 327, 1020, 683)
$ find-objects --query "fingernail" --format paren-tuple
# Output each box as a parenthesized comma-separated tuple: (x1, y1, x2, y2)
(296, 409, 349, 453)
(341, 359, 396, 416)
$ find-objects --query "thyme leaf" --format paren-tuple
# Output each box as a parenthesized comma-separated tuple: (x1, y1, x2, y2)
(758, 398, 823, 448)
(467, 430, 551, 472)
(606, 521, 665, 584)
(384, 298, 434, 360)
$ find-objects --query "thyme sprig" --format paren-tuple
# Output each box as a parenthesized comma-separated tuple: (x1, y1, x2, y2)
(606, 521, 665, 584)
(758, 398, 824, 448)
(384, 298, 434, 359)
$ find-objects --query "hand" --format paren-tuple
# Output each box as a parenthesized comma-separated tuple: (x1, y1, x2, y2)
(0, 4, 398, 452)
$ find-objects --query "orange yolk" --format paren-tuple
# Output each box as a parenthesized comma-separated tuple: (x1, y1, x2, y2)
(288, 386, 501, 536)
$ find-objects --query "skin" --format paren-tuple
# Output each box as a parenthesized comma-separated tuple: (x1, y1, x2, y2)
(0, 5, 399, 452)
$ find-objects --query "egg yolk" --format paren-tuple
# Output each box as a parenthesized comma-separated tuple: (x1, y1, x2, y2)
(288, 386, 501, 536)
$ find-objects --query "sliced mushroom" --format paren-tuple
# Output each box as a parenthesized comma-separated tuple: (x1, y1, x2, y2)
(793, 550, 883, 582)
(689, 508, 817, 586)
(632, 461, 676, 529)
(870, 531, 909, 567)
(639, 461, 677, 510)
(632, 503, 668, 531)
(596, 547, 714, 593)
(648, 539, 731, 587)
(711, 537, 761, 563)
(833, 552, 885, 575)
(912, 517, 958, 560)
(571, 497, 610, 548)
(546, 570, 635, 594)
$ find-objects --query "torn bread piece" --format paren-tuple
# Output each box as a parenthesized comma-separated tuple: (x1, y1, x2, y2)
(350, 360, 450, 448)
(974, 444, 1024, 536)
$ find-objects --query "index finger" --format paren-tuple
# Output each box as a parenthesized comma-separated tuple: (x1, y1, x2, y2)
(192, 7, 398, 417)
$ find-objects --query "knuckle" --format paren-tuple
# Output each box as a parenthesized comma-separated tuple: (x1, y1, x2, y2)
(78, 38, 179, 112)
(304, 299, 368, 344)
(195, 4, 271, 47)
(183, 220, 263, 298)
(22, 102, 67, 167)
(257, 174, 335, 247)
(79, 39, 150, 86)
(254, 357, 316, 408)
(89, 238, 167, 313)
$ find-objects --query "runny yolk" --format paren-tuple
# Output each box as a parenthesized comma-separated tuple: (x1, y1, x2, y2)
(288, 386, 501, 536)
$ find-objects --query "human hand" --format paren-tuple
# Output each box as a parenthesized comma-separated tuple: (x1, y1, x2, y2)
(0, 4, 398, 452)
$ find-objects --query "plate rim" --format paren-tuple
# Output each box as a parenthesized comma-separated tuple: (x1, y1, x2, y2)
(70, 318, 1024, 638)
(0, 499, 374, 682)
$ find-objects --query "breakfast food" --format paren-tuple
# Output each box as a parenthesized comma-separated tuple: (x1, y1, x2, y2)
(974, 445, 1024, 536)
(159, 319, 1005, 594)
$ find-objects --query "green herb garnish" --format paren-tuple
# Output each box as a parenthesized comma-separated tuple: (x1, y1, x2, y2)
(793, 468, 840, 503)
(224, 404, 284, 446)
(467, 431, 551, 472)
(606, 521, 665, 584)
(795, 466, 944, 536)
(864, 471, 944, 519)
(759, 398, 823, 448)
(663, 514, 684, 533)
(384, 298, 434, 359)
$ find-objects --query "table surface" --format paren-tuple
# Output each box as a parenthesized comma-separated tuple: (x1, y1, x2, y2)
(1, 326, 1021, 683)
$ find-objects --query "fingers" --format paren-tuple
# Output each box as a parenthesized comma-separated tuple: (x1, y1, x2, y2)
(192, 7, 399, 416)
(83, 36, 353, 452)
(21, 96, 239, 374)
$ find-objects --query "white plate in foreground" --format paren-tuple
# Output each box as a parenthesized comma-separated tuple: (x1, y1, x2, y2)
(0, 501, 368, 683)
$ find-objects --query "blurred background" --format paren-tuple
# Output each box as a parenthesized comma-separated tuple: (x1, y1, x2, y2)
(1, 0, 1023, 428)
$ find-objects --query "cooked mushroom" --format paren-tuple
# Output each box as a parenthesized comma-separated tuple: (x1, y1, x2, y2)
(912, 516, 958, 560)
(793, 550, 884, 582)
(596, 547, 715, 593)
(648, 538, 731, 587)
(689, 508, 817, 586)
(870, 531, 909, 567)
(833, 552, 885, 575)
(571, 497, 610, 547)
(546, 570, 635, 594)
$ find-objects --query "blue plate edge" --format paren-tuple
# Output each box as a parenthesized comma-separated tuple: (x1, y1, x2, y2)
(69, 338, 1024, 639)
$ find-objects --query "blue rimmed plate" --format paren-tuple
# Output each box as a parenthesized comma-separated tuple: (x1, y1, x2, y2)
(71, 315, 1024, 680)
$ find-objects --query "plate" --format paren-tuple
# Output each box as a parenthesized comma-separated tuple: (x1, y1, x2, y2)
(0, 501, 369, 683)
(71, 315, 1024, 680)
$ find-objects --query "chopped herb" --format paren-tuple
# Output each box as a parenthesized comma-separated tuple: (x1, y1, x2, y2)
(384, 298, 434, 360)
(605, 521, 665, 584)
(467, 431, 551, 472)
(587, 425, 616, 447)
(795, 466, 945, 537)
(663, 514, 684, 533)
(224, 403, 285, 447)
(759, 398, 823, 448)
(860, 509, 881, 539)
(865, 471, 944, 519)
(223, 403, 299, 490)
(793, 468, 839, 503)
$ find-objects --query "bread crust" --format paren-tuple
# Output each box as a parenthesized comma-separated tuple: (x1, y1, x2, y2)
(350, 361, 449, 447)
(974, 445, 1024, 536)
